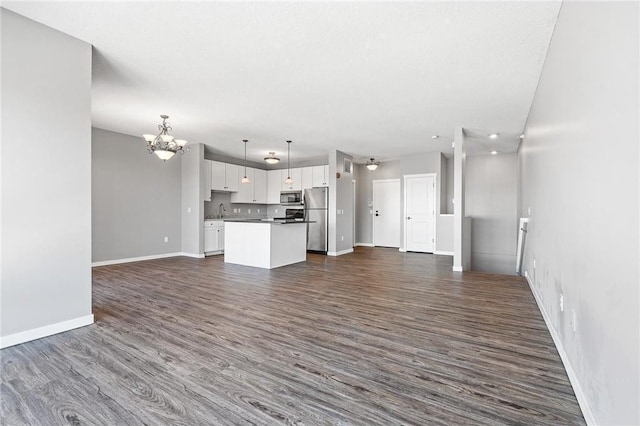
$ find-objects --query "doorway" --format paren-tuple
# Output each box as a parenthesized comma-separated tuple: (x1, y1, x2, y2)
(404, 173, 436, 253)
(373, 179, 401, 248)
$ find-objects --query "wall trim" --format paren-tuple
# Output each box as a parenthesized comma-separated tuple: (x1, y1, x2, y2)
(327, 248, 354, 256)
(92, 252, 184, 267)
(0, 314, 94, 349)
(452, 265, 463, 272)
(434, 250, 454, 256)
(354, 243, 374, 247)
(524, 271, 596, 426)
(180, 252, 205, 259)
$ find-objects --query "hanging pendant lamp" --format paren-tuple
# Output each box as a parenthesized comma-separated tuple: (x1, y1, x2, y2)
(241, 139, 250, 184)
(284, 140, 293, 184)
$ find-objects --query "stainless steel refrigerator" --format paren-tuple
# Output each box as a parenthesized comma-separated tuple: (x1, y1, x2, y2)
(304, 187, 328, 253)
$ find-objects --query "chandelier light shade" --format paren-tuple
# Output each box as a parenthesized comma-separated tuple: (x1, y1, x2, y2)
(284, 140, 293, 184)
(241, 139, 250, 184)
(264, 152, 280, 164)
(143, 114, 187, 161)
(366, 158, 380, 171)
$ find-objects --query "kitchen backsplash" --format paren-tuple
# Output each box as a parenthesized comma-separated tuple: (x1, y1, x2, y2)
(205, 192, 289, 219)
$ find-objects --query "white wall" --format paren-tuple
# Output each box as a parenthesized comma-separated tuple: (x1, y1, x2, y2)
(1, 9, 93, 347)
(465, 153, 518, 274)
(92, 128, 182, 262)
(520, 2, 639, 424)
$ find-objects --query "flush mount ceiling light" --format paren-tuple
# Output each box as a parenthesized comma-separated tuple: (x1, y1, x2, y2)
(519, 134, 525, 139)
(264, 151, 280, 164)
(431, 135, 439, 139)
(366, 158, 381, 171)
(489, 133, 499, 139)
(491, 150, 498, 155)
(284, 140, 293, 185)
(241, 139, 250, 184)
(142, 115, 187, 161)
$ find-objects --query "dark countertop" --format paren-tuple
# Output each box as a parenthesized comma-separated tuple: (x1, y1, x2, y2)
(223, 219, 315, 224)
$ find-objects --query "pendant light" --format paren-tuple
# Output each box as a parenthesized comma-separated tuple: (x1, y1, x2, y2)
(284, 140, 293, 184)
(264, 152, 280, 164)
(241, 139, 250, 184)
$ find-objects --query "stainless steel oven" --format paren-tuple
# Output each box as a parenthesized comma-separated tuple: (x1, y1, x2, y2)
(280, 190, 303, 205)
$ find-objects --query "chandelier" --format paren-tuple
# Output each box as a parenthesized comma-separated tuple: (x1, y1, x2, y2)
(366, 158, 380, 171)
(142, 115, 187, 161)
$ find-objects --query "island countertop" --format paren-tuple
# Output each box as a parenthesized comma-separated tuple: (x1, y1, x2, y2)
(222, 219, 315, 224)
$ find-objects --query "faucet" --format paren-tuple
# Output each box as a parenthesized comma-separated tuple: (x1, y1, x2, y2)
(218, 203, 226, 219)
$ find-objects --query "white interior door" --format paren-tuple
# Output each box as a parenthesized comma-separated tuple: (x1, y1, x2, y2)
(405, 174, 436, 252)
(373, 180, 400, 248)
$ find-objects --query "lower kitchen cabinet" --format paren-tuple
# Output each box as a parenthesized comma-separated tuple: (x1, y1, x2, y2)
(204, 221, 224, 254)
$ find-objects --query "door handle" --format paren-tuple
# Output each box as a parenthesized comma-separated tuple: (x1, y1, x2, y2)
(375, 210, 379, 217)
(407, 216, 412, 220)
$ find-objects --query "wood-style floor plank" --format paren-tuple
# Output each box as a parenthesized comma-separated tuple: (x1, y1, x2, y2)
(1, 248, 585, 425)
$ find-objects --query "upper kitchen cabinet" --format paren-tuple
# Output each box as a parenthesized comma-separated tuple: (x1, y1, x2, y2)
(301, 167, 313, 190)
(231, 167, 267, 204)
(281, 168, 302, 191)
(211, 161, 239, 192)
(312, 165, 329, 187)
(267, 170, 281, 204)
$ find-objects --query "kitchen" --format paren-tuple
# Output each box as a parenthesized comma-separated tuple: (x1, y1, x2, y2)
(202, 154, 331, 268)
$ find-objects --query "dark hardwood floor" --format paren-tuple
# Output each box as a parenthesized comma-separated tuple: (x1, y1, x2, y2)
(1, 247, 585, 425)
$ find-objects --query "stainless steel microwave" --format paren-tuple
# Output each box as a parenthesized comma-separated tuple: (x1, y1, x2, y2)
(280, 191, 303, 205)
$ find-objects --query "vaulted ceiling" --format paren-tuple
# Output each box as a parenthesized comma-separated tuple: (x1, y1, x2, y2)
(4, 1, 561, 163)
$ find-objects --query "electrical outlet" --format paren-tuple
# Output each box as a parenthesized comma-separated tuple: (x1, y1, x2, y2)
(164, 236, 168, 243)
(248, 209, 251, 214)
(559, 293, 564, 312)
(275, 209, 278, 213)
(233, 208, 238, 213)
(257, 209, 260, 213)
(341, 235, 344, 241)
(533, 258, 536, 269)
(187, 207, 191, 213)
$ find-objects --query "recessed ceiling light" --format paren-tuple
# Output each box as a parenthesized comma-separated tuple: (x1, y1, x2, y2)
(491, 150, 498, 155)
(489, 133, 499, 139)
(431, 135, 439, 139)
(519, 134, 525, 139)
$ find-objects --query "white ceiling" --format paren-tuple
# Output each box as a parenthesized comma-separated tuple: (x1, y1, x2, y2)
(4, 1, 560, 164)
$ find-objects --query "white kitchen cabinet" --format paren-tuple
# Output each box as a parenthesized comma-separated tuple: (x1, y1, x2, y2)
(281, 168, 302, 191)
(267, 170, 281, 204)
(253, 169, 267, 203)
(204, 220, 224, 254)
(312, 165, 329, 187)
(301, 167, 313, 190)
(211, 161, 239, 192)
(231, 167, 267, 204)
(202, 159, 212, 201)
(232, 167, 254, 203)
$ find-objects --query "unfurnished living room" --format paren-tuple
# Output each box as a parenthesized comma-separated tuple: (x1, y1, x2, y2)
(1, 1, 638, 425)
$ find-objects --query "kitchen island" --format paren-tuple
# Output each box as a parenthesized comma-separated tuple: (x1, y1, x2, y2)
(224, 219, 312, 269)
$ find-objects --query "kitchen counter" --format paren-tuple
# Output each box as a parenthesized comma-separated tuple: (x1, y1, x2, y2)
(223, 220, 307, 269)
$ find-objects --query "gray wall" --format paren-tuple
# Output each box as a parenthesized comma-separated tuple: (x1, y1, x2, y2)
(465, 153, 517, 274)
(181, 143, 205, 256)
(355, 152, 450, 252)
(329, 150, 354, 254)
(92, 128, 182, 262)
(1, 10, 93, 341)
(520, 2, 639, 424)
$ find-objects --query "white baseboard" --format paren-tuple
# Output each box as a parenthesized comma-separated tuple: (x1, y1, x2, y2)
(181, 252, 205, 259)
(452, 265, 463, 272)
(0, 314, 94, 349)
(92, 252, 183, 267)
(398, 248, 407, 253)
(327, 248, 354, 256)
(434, 250, 454, 256)
(524, 272, 596, 425)
(354, 243, 374, 247)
